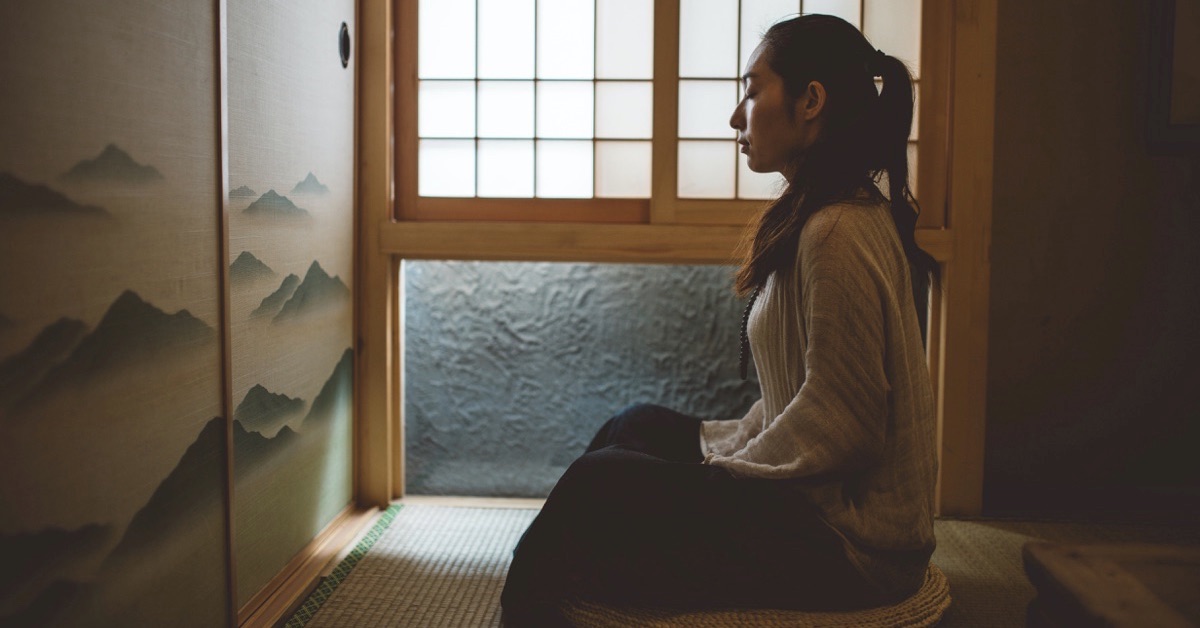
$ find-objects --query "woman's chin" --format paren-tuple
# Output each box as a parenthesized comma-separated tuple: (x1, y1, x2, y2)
(744, 160, 770, 174)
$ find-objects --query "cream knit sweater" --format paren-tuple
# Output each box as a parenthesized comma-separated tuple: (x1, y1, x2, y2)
(701, 199, 938, 597)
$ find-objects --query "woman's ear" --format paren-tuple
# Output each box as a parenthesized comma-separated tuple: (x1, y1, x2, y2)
(795, 80, 827, 121)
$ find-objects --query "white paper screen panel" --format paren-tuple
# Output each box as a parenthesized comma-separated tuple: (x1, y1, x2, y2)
(863, 0, 922, 79)
(536, 82, 595, 139)
(678, 141, 737, 198)
(596, 141, 653, 197)
(596, 82, 654, 139)
(478, 140, 535, 197)
(802, 0, 860, 26)
(538, 0, 595, 80)
(418, 81, 475, 138)
(740, 0, 799, 73)
(418, 0, 475, 79)
(678, 0, 923, 200)
(536, 140, 593, 198)
(477, 82, 535, 138)
(679, 0, 740, 78)
(478, 0, 534, 79)
(417, 0, 653, 199)
(678, 80, 738, 139)
(597, 0, 654, 79)
(420, 139, 475, 197)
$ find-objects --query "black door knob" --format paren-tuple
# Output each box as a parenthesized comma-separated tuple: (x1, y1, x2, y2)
(340, 22, 351, 68)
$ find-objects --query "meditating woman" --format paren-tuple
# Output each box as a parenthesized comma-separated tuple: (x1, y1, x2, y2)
(501, 14, 939, 626)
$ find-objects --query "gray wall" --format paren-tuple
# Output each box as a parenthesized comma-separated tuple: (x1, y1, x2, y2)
(404, 261, 758, 497)
(985, 1, 1200, 516)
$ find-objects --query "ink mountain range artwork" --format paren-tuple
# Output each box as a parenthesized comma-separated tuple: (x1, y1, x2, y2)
(0, 345, 352, 627)
(228, 348, 352, 463)
(298, 348, 352, 431)
(0, 318, 88, 410)
(244, 190, 309, 218)
(232, 348, 351, 477)
(0, 172, 108, 216)
(230, 185, 257, 198)
(229, 251, 276, 284)
(59, 144, 164, 185)
(233, 419, 299, 479)
(1, 291, 215, 415)
(55, 416, 228, 628)
(251, 260, 349, 322)
(0, 413, 224, 627)
(0, 522, 113, 618)
(162, 351, 351, 524)
(234, 384, 304, 434)
(251, 273, 300, 319)
(102, 416, 225, 561)
(291, 172, 329, 195)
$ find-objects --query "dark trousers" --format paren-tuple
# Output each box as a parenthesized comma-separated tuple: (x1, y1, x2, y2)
(500, 404, 883, 626)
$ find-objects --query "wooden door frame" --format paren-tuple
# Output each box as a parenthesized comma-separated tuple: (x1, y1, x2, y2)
(355, 0, 996, 517)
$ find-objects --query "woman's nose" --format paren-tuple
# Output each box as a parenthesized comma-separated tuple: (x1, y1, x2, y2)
(729, 103, 744, 131)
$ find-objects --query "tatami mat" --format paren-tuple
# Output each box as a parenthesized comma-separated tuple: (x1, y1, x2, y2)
(300, 505, 536, 627)
(292, 503, 1200, 627)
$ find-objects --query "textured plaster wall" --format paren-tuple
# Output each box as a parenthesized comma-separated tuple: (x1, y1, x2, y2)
(404, 262, 759, 497)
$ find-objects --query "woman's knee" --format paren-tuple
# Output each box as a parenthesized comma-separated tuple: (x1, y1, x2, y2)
(605, 403, 673, 434)
(556, 447, 647, 502)
(561, 449, 614, 486)
(589, 403, 667, 451)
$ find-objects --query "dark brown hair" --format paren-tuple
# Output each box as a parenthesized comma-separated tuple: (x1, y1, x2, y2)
(734, 14, 939, 331)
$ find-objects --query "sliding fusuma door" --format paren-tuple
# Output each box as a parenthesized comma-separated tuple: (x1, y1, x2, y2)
(0, 1, 230, 625)
(227, 0, 357, 612)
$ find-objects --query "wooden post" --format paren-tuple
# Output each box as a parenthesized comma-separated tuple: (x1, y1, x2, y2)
(356, 0, 397, 507)
(936, 0, 997, 517)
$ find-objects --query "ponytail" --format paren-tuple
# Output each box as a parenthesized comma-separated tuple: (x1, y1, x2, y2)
(873, 51, 940, 342)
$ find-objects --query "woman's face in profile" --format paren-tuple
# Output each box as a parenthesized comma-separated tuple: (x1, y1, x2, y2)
(729, 42, 813, 180)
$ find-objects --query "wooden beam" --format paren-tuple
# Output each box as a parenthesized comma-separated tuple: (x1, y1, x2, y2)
(936, 0, 997, 517)
(412, 197, 648, 223)
(381, 221, 952, 265)
(671, 199, 762, 226)
(383, 221, 746, 265)
(356, 0, 396, 508)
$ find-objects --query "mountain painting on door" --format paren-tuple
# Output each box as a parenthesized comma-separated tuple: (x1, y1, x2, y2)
(0, 1, 229, 626)
(228, 0, 356, 609)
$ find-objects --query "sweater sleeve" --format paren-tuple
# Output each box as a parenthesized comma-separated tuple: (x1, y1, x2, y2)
(700, 398, 764, 458)
(707, 214, 890, 479)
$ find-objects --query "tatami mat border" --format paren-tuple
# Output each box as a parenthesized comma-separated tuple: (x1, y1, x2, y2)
(285, 504, 404, 627)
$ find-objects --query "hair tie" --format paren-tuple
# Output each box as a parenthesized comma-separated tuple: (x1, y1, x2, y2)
(871, 48, 888, 78)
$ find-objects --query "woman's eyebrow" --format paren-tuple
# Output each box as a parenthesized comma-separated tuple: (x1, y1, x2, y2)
(741, 72, 758, 85)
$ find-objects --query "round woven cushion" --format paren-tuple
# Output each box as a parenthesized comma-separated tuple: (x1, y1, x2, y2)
(561, 563, 951, 627)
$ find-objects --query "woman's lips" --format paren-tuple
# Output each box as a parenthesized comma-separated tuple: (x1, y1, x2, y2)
(739, 143, 749, 154)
